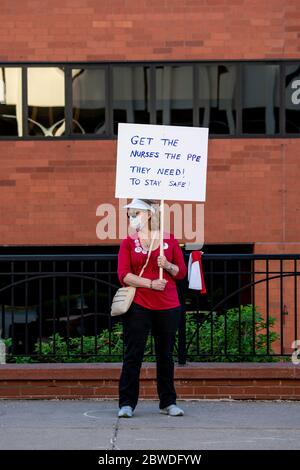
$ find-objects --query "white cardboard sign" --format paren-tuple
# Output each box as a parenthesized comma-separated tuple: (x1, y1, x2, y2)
(115, 123, 208, 202)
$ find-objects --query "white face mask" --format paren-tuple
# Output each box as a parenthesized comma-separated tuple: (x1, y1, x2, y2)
(129, 215, 147, 231)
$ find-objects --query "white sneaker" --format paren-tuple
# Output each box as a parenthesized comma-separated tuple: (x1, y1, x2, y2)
(160, 404, 184, 416)
(118, 406, 133, 418)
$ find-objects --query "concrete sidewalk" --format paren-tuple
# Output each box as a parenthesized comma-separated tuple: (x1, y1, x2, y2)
(0, 399, 299, 450)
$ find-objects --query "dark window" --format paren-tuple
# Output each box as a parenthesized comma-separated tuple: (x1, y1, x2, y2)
(242, 64, 280, 134)
(198, 64, 237, 134)
(0, 67, 23, 136)
(2, 60, 300, 140)
(113, 66, 150, 135)
(285, 63, 300, 134)
(156, 65, 193, 127)
(72, 68, 106, 135)
(27, 67, 65, 137)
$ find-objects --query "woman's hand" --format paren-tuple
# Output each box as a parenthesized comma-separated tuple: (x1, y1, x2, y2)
(157, 255, 179, 277)
(151, 279, 168, 291)
(157, 255, 170, 269)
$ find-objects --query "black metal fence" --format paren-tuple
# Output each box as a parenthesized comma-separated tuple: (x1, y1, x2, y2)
(0, 253, 299, 364)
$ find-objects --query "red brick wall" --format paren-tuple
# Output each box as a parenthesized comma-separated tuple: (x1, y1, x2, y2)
(0, 363, 300, 400)
(0, 0, 299, 61)
(0, 0, 299, 250)
(0, 139, 299, 247)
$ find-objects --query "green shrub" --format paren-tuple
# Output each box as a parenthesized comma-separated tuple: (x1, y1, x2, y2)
(30, 324, 154, 363)
(33, 324, 124, 363)
(185, 304, 279, 362)
(4, 304, 280, 363)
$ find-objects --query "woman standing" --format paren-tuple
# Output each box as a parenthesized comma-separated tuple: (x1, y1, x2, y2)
(117, 198, 187, 418)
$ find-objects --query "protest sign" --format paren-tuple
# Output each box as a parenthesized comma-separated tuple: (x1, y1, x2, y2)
(115, 123, 208, 202)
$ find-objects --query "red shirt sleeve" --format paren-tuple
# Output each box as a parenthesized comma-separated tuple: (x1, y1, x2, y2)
(117, 238, 132, 286)
(171, 237, 187, 280)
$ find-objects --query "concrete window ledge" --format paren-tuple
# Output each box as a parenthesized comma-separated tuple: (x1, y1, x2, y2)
(0, 363, 299, 400)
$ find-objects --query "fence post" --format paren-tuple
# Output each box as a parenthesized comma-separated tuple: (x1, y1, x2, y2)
(178, 305, 186, 365)
(0, 337, 6, 364)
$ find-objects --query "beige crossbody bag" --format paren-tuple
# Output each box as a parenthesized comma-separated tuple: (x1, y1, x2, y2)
(111, 235, 156, 317)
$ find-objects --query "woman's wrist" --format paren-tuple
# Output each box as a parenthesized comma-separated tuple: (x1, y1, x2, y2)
(167, 262, 174, 272)
(167, 262, 178, 276)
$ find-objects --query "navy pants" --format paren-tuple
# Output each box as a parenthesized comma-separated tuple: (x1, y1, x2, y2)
(119, 302, 181, 410)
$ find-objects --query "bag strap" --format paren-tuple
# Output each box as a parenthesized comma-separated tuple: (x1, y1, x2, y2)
(138, 233, 157, 277)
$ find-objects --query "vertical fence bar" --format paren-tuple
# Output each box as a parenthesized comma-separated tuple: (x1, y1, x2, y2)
(266, 259, 270, 355)
(178, 301, 186, 365)
(195, 294, 200, 356)
(94, 260, 98, 357)
(224, 260, 228, 356)
(294, 259, 298, 345)
(52, 261, 56, 357)
(178, 252, 187, 364)
(210, 259, 214, 355)
(238, 260, 241, 355)
(38, 261, 42, 356)
(280, 259, 284, 355)
(80, 260, 84, 356)
(108, 260, 113, 357)
(66, 261, 70, 358)
(11, 262, 15, 355)
(252, 258, 256, 356)
(1, 304, 5, 340)
(24, 261, 29, 355)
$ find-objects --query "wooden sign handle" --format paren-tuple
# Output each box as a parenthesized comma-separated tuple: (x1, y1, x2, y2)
(159, 199, 164, 280)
